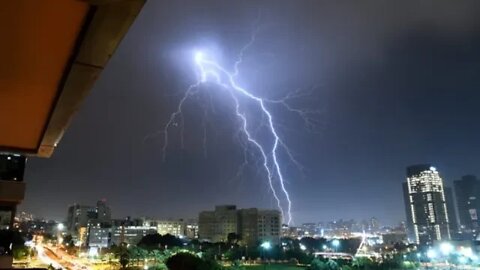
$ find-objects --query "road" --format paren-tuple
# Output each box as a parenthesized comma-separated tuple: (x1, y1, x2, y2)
(35, 244, 91, 270)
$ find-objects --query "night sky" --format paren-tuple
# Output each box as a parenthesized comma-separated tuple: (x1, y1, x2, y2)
(21, 1, 480, 225)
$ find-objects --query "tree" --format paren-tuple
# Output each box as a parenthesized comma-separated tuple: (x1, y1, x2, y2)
(224, 246, 242, 261)
(309, 258, 327, 270)
(165, 252, 203, 270)
(0, 230, 24, 253)
(326, 259, 340, 270)
(229, 260, 245, 270)
(119, 253, 129, 269)
(129, 246, 148, 265)
(138, 233, 183, 250)
(138, 233, 163, 249)
(113, 244, 130, 269)
(227, 233, 239, 245)
(301, 237, 321, 251)
(63, 234, 74, 247)
(198, 258, 223, 270)
(340, 238, 362, 254)
(12, 245, 29, 260)
(151, 249, 165, 264)
(352, 257, 381, 270)
(285, 247, 313, 264)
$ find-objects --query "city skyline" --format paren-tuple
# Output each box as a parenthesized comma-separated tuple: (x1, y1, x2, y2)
(18, 0, 480, 225)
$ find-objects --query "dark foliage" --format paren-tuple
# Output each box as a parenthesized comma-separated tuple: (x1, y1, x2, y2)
(165, 252, 203, 270)
(138, 233, 183, 249)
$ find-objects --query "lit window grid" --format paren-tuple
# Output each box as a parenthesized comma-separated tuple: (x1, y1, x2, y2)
(407, 167, 452, 243)
(407, 170, 443, 194)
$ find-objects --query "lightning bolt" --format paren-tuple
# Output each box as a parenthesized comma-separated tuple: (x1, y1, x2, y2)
(160, 35, 318, 225)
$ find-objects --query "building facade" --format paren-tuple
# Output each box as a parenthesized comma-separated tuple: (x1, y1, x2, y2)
(87, 226, 112, 248)
(257, 210, 281, 245)
(199, 205, 238, 242)
(95, 200, 111, 225)
(199, 205, 281, 246)
(111, 226, 157, 246)
(185, 219, 198, 239)
(454, 175, 480, 235)
(66, 200, 112, 235)
(157, 220, 185, 237)
(66, 204, 96, 233)
(403, 164, 450, 245)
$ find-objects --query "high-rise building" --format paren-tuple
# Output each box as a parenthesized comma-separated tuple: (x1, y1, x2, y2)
(95, 200, 111, 225)
(66, 200, 112, 234)
(454, 175, 480, 235)
(403, 164, 450, 245)
(444, 187, 459, 237)
(66, 204, 96, 233)
(198, 205, 281, 246)
(257, 209, 281, 245)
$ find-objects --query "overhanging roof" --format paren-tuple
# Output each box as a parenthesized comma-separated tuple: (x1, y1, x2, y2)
(0, 0, 145, 157)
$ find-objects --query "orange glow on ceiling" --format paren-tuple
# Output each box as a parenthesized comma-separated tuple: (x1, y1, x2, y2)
(0, 0, 89, 151)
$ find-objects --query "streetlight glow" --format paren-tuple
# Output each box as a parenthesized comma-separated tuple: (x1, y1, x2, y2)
(440, 242, 453, 256)
(261, 242, 271, 250)
(427, 249, 437, 259)
(331, 239, 340, 247)
(460, 247, 473, 258)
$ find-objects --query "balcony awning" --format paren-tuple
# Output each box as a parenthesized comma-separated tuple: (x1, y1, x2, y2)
(0, 0, 145, 157)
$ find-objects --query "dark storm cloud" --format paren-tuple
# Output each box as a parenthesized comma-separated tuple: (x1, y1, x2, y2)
(22, 1, 480, 225)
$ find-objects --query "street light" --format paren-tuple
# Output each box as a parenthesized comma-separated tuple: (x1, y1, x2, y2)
(261, 241, 271, 250)
(56, 223, 64, 247)
(331, 239, 340, 252)
(260, 242, 272, 249)
(426, 249, 437, 260)
(440, 242, 454, 256)
(260, 242, 271, 270)
(460, 247, 473, 258)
